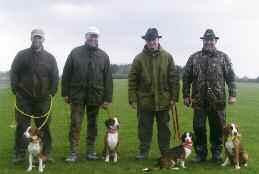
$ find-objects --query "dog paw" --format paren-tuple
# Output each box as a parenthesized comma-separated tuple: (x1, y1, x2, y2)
(235, 165, 241, 170)
(221, 163, 227, 167)
(26, 167, 32, 172)
(105, 159, 109, 163)
(170, 167, 179, 170)
(244, 163, 248, 167)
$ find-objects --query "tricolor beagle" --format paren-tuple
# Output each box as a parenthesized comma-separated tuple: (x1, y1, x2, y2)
(143, 132, 193, 172)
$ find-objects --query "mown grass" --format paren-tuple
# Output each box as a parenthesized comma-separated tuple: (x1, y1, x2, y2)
(0, 80, 258, 174)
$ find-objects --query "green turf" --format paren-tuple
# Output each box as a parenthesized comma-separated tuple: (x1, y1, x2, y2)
(0, 80, 258, 173)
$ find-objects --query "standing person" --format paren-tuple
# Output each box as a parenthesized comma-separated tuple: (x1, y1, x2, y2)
(182, 29, 237, 163)
(128, 28, 179, 160)
(10, 29, 59, 163)
(62, 27, 113, 162)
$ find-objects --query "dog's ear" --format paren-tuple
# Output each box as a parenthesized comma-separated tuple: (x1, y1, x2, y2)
(105, 119, 110, 128)
(223, 124, 229, 136)
(36, 129, 43, 138)
(181, 132, 186, 142)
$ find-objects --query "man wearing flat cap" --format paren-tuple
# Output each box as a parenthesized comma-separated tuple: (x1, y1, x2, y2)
(128, 28, 179, 160)
(62, 26, 113, 162)
(182, 29, 237, 163)
(10, 29, 59, 163)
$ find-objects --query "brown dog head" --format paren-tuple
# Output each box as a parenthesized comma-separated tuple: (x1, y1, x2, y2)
(24, 127, 42, 141)
(224, 123, 240, 139)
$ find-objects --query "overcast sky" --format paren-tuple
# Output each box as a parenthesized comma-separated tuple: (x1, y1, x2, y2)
(0, 0, 258, 78)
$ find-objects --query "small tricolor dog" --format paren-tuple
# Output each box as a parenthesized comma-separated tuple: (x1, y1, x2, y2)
(24, 127, 46, 172)
(103, 117, 120, 163)
(221, 123, 249, 170)
(143, 132, 193, 172)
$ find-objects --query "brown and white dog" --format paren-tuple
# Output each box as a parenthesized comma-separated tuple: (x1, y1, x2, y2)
(103, 117, 120, 163)
(143, 132, 193, 172)
(24, 127, 46, 172)
(221, 123, 249, 170)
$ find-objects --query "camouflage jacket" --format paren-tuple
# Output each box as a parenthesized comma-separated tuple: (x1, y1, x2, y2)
(10, 47, 59, 101)
(182, 49, 236, 110)
(61, 45, 113, 105)
(128, 46, 179, 111)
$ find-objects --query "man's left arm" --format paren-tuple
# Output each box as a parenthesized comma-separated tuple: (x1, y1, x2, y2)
(223, 55, 237, 103)
(50, 56, 59, 97)
(103, 56, 113, 104)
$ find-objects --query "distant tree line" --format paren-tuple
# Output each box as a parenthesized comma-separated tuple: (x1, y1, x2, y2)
(1, 66, 259, 83)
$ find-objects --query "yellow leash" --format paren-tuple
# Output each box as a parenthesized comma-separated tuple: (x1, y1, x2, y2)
(13, 95, 53, 130)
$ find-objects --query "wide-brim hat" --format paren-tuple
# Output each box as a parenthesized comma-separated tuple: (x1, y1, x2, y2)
(142, 28, 162, 41)
(200, 29, 219, 40)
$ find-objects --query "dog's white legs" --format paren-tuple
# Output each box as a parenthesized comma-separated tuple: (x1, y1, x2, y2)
(105, 153, 110, 162)
(221, 157, 229, 167)
(38, 159, 43, 172)
(113, 152, 118, 163)
(235, 162, 240, 170)
(180, 160, 186, 168)
(27, 154, 33, 172)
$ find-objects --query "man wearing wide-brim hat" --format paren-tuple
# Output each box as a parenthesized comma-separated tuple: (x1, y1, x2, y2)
(182, 29, 237, 163)
(128, 28, 179, 160)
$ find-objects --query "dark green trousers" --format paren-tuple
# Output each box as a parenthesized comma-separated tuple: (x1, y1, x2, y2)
(193, 108, 226, 158)
(137, 109, 171, 155)
(68, 103, 99, 154)
(14, 98, 52, 156)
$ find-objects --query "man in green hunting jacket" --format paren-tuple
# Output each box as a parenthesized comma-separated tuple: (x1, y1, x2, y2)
(62, 27, 113, 162)
(128, 28, 179, 160)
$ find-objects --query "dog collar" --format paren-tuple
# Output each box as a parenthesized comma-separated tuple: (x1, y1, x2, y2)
(182, 142, 193, 150)
(108, 128, 117, 134)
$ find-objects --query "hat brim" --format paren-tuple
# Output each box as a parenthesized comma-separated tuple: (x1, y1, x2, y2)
(142, 35, 162, 40)
(200, 37, 219, 40)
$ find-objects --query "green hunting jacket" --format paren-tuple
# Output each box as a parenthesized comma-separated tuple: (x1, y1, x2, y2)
(182, 49, 236, 110)
(61, 44, 113, 105)
(128, 46, 179, 111)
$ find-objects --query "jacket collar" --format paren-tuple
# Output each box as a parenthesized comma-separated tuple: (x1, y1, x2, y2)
(143, 44, 162, 57)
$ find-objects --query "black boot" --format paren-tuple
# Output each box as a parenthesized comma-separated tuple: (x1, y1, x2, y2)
(192, 145, 207, 163)
(211, 145, 223, 163)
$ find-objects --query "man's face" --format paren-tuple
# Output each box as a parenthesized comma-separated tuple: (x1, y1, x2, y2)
(85, 34, 98, 48)
(31, 35, 43, 50)
(203, 38, 217, 52)
(146, 38, 159, 50)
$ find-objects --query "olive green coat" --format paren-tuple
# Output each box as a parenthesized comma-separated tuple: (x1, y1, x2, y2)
(128, 46, 179, 111)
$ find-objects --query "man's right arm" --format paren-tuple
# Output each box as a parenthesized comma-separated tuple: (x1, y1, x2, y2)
(61, 53, 73, 100)
(182, 56, 194, 107)
(10, 53, 21, 95)
(128, 58, 139, 109)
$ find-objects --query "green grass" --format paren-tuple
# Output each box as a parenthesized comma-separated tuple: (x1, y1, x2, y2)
(0, 80, 258, 174)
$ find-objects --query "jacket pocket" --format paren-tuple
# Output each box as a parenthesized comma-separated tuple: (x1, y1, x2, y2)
(137, 92, 154, 110)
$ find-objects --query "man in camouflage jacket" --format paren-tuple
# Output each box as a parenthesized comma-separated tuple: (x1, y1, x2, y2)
(182, 29, 237, 163)
(62, 27, 113, 162)
(128, 28, 179, 160)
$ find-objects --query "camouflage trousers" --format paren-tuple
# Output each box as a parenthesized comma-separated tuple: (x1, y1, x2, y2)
(14, 98, 52, 157)
(68, 103, 99, 154)
(193, 107, 226, 158)
(137, 109, 171, 155)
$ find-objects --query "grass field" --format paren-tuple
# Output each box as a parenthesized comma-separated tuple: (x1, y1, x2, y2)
(0, 80, 258, 174)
